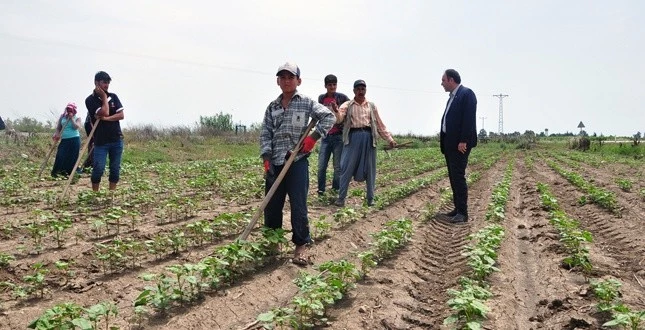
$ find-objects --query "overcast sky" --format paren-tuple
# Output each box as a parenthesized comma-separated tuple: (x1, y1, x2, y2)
(1, 0, 643, 137)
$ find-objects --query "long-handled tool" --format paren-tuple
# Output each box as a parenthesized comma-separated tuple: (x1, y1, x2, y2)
(58, 118, 100, 201)
(383, 141, 413, 158)
(238, 119, 318, 241)
(38, 119, 70, 179)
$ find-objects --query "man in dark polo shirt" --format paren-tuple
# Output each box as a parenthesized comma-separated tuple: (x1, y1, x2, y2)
(85, 71, 125, 191)
(316, 74, 349, 196)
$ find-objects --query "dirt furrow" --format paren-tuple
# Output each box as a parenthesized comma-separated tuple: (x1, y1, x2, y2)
(151, 177, 448, 329)
(487, 155, 597, 329)
(325, 154, 507, 329)
(532, 158, 645, 311)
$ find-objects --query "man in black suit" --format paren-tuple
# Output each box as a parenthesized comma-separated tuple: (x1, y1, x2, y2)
(439, 69, 477, 223)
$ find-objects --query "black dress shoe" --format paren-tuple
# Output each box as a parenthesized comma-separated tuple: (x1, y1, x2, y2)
(448, 214, 468, 223)
(443, 209, 458, 217)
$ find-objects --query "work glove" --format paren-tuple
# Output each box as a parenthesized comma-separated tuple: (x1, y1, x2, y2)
(301, 136, 316, 154)
(263, 159, 275, 177)
(264, 159, 270, 173)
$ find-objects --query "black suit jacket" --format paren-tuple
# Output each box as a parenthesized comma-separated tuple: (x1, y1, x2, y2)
(440, 85, 477, 154)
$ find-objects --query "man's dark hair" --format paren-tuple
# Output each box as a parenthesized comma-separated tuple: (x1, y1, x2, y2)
(445, 69, 461, 84)
(94, 71, 112, 82)
(324, 74, 337, 85)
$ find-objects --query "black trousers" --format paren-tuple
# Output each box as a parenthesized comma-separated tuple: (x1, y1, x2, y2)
(444, 147, 471, 216)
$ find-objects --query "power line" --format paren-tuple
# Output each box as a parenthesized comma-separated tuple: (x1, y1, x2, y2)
(0, 32, 442, 94)
(492, 94, 509, 134)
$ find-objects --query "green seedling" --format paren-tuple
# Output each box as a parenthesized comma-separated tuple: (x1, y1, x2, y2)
(615, 178, 633, 192)
(166, 262, 207, 302)
(257, 307, 298, 330)
(168, 229, 186, 255)
(357, 251, 377, 276)
(0, 252, 15, 268)
(23, 262, 49, 298)
(28, 302, 89, 330)
(145, 234, 170, 260)
(24, 221, 47, 253)
(85, 301, 119, 330)
(54, 260, 75, 286)
(48, 217, 73, 248)
(259, 227, 288, 255)
(317, 260, 361, 294)
(311, 216, 331, 240)
(134, 273, 176, 314)
(590, 278, 622, 312)
(186, 220, 213, 246)
(603, 307, 645, 330)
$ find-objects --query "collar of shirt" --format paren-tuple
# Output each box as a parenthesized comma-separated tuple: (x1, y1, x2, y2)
(450, 84, 461, 98)
(275, 91, 302, 105)
(350, 98, 369, 106)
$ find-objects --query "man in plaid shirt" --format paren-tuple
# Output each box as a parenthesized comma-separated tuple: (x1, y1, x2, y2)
(260, 62, 336, 265)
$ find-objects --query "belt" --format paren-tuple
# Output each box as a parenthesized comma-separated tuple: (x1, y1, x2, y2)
(350, 127, 371, 132)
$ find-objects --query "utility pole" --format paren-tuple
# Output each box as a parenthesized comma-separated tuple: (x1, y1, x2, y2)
(479, 116, 487, 131)
(492, 94, 509, 134)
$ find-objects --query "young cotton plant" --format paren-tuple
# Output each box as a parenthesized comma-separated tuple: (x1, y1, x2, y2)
(615, 178, 633, 192)
(445, 222, 504, 329)
(603, 308, 645, 330)
(48, 216, 73, 249)
(0, 252, 15, 268)
(444, 277, 492, 330)
(537, 183, 594, 273)
(590, 278, 622, 312)
(311, 215, 332, 240)
(484, 163, 513, 222)
(23, 262, 49, 298)
(463, 225, 504, 282)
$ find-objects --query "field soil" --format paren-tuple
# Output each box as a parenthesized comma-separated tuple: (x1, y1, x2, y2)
(1, 146, 644, 330)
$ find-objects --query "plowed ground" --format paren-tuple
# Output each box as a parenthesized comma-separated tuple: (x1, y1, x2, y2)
(1, 146, 644, 330)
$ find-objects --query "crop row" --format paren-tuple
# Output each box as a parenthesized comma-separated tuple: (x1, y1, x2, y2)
(590, 278, 645, 328)
(257, 218, 413, 329)
(536, 183, 645, 328)
(550, 152, 639, 194)
(536, 183, 593, 272)
(546, 160, 620, 214)
(444, 162, 513, 329)
(0, 212, 251, 305)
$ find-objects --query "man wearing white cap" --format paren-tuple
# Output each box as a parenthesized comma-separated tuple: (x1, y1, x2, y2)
(260, 62, 336, 265)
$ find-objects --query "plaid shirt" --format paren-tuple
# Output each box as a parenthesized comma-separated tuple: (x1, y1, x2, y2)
(260, 91, 335, 165)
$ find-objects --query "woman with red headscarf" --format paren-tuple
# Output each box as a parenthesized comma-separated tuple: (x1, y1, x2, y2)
(51, 102, 82, 177)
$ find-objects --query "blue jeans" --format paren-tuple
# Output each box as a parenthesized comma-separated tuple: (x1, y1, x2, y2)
(317, 134, 343, 193)
(91, 140, 124, 184)
(264, 158, 311, 246)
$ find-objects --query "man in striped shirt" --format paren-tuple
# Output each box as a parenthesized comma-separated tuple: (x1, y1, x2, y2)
(260, 62, 336, 265)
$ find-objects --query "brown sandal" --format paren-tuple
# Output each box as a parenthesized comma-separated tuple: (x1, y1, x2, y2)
(292, 245, 312, 266)
(292, 254, 311, 266)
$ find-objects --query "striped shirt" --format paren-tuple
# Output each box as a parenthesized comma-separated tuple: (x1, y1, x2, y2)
(337, 99, 394, 143)
(260, 91, 335, 165)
